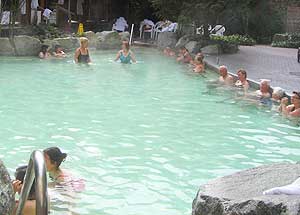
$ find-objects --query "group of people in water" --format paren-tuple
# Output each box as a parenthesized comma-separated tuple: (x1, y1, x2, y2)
(11, 147, 76, 215)
(39, 37, 136, 64)
(163, 46, 300, 120)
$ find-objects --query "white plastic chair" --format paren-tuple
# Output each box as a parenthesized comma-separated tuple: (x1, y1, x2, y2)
(139, 19, 155, 39)
(152, 21, 164, 40)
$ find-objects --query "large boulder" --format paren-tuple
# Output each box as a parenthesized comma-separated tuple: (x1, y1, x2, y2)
(175, 35, 190, 49)
(0, 38, 14, 56)
(0, 160, 14, 215)
(193, 163, 300, 215)
(96, 31, 122, 50)
(84, 31, 98, 48)
(185, 41, 201, 54)
(201, 44, 221, 55)
(14, 35, 41, 56)
(157, 32, 178, 49)
(52, 37, 80, 51)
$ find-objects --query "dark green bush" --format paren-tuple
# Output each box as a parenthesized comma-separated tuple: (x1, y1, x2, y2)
(210, 34, 256, 46)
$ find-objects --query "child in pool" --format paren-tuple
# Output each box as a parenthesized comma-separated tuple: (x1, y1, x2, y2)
(115, 41, 136, 64)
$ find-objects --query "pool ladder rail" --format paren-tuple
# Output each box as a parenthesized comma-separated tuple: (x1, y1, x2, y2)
(16, 150, 48, 215)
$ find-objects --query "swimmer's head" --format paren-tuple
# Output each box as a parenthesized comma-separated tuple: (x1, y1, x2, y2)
(272, 87, 285, 100)
(40, 45, 49, 54)
(15, 165, 36, 200)
(55, 45, 63, 53)
(79, 37, 89, 48)
(44, 147, 67, 170)
(122, 40, 130, 51)
(237, 68, 247, 79)
(219, 65, 228, 77)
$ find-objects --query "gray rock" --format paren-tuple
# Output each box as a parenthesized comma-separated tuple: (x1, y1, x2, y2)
(0, 38, 14, 56)
(52, 37, 80, 51)
(185, 41, 201, 54)
(14, 35, 41, 56)
(193, 163, 300, 215)
(201, 44, 221, 55)
(119, 31, 130, 41)
(175, 35, 190, 49)
(96, 31, 122, 50)
(0, 160, 15, 215)
(157, 32, 178, 49)
(84, 31, 97, 48)
(42, 39, 59, 52)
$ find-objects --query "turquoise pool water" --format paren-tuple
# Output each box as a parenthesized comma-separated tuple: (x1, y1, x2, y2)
(0, 48, 300, 215)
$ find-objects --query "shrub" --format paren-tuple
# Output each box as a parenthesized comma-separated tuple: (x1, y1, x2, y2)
(272, 33, 300, 48)
(210, 34, 256, 46)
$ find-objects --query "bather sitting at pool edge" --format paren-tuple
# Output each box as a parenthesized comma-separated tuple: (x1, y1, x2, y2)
(115, 40, 136, 64)
(74, 37, 91, 64)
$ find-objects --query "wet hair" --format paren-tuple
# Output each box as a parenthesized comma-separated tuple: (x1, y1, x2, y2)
(273, 87, 285, 99)
(195, 55, 203, 63)
(40, 45, 49, 54)
(44, 147, 67, 169)
(237, 69, 247, 78)
(55, 45, 62, 52)
(15, 165, 35, 200)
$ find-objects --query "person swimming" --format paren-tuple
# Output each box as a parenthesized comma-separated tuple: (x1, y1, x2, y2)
(44, 147, 85, 192)
(115, 41, 136, 64)
(74, 37, 91, 64)
(12, 165, 37, 215)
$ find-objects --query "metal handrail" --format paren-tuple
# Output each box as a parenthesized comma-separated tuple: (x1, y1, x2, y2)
(16, 150, 48, 215)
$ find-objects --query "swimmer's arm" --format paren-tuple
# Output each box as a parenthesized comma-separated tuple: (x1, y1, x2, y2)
(115, 51, 121, 61)
(280, 98, 290, 116)
(74, 49, 80, 63)
(288, 108, 300, 117)
(130, 51, 136, 63)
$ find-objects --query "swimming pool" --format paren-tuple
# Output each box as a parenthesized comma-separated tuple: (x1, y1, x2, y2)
(0, 48, 300, 214)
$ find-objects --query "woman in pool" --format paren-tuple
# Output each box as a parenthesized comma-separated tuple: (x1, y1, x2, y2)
(12, 165, 37, 215)
(53, 45, 66, 58)
(44, 147, 68, 182)
(280, 91, 300, 118)
(44, 147, 85, 191)
(39, 45, 51, 59)
(115, 41, 136, 64)
(193, 55, 205, 73)
(235, 69, 249, 93)
(176, 46, 192, 64)
(74, 37, 91, 64)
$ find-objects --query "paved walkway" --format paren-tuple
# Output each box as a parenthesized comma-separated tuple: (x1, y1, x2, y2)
(205, 45, 300, 94)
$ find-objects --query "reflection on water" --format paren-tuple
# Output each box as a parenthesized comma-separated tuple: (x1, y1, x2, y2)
(0, 48, 299, 214)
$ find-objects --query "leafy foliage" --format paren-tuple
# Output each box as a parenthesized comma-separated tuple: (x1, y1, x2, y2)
(272, 33, 300, 48)
(210, 34, 256, 46)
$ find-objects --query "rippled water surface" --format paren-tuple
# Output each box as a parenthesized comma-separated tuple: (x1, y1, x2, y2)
(0, 48, 300, 215)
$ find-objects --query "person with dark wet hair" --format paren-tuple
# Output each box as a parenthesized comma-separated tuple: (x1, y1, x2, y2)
(53, 45, 66, 58)
(12, 165, 36, 215)
(38, 44, 51, 59)
(44, 147, 67, 182)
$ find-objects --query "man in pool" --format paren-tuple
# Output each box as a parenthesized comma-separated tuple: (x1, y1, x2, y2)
(218, 65, 233, 86)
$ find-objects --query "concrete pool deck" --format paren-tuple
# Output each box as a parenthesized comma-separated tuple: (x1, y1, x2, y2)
(204, 45, 300, 94)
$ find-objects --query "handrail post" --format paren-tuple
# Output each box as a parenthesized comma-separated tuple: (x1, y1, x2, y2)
(16, 150, 48, 215)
